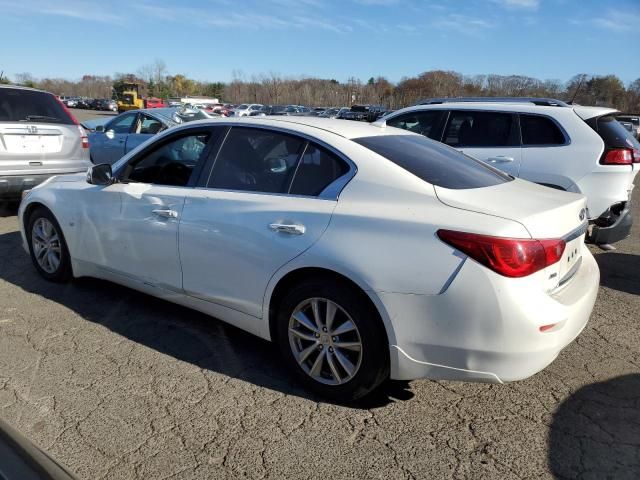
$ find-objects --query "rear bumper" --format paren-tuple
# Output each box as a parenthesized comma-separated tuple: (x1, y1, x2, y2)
(383, 248, 600, 383)
(0, 174, 53, 199)
(589, 201, 633, 245)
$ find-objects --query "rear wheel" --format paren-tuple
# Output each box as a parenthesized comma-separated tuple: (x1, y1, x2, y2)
(276, 279, 389, 401)
(27, 208, 72, 282)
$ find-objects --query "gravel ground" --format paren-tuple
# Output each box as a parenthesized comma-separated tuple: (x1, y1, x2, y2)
(0, 156, 638, 479)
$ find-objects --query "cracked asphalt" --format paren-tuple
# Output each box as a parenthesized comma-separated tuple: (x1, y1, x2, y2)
(0, 164, 639, 478)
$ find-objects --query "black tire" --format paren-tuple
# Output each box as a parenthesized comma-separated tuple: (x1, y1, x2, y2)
(26, 207, 72, 282)
(276, 279, 389, 401)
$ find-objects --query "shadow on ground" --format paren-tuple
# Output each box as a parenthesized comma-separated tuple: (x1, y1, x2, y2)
(549, 374, 640, 479)
(0, 202, 19, 218)
(0, 229, 412, 408)
(593, 251, 640, 295)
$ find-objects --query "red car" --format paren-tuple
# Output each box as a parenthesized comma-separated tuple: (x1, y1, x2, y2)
(144, 97, 167, 109)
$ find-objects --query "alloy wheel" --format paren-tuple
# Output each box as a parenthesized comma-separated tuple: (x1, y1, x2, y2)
(31, 218, 62, 274)
(288, 297, 363, 385)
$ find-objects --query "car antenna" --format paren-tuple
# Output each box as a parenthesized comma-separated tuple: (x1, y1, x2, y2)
(567, 75, 586, 105)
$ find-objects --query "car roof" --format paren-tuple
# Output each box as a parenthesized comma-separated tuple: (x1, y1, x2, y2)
(378, 102, 620, 122)
(174, 116, 411, 140)
(0, 84, 50, 94)
(244, 116, 405, 139)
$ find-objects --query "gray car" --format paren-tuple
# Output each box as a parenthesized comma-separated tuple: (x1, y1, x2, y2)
(88, 108, 179, 165)
(0, 85, 91, 200)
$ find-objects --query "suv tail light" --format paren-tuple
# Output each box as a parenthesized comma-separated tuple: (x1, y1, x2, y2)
(601, 148, 633, 165)
(78, 125, 89, 149)
(633, 149, 640, 164)
(437, 230, 566, 278)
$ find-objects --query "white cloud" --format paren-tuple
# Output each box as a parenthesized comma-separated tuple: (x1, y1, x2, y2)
(593, 10, 640, 32)
(0, 0, 126, 24)
(491, 0, 540, 10)
(432, 14, 494, 35)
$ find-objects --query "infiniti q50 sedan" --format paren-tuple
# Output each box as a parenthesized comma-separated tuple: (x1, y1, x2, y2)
(18, 117, 599, 400)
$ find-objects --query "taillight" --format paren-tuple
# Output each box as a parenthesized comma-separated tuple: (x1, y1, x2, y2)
(601, 148, 633, 165)
(54, 95, 79, 125)
(437, 230, 566, 278)
(77, 125, 89, 149)
(633, 149, 640, 164)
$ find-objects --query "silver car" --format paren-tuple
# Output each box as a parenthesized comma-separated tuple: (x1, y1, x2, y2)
(0, 85, 90, 200)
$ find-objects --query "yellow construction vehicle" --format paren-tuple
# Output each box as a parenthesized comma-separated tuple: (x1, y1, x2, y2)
(115, 82, 146, 113)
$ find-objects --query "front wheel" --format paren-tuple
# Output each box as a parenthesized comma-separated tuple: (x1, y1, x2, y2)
(27, 207, 72, 282)
(276, 280, 389, 401)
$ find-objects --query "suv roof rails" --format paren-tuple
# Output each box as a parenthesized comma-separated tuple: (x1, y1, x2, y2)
(413, 97, 570, 107)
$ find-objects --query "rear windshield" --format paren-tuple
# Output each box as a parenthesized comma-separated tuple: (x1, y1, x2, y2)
(0, 88, 75, 125)
(354, 134, 512, 189)
(589, 115, 640, 150)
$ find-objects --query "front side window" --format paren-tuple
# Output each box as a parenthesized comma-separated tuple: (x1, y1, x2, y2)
(386, 111, 445, 140)
(520, 114, 566, 145)
(207, 128, 304, 193)
(443, 111, 517, 147)
(108, 113, 137, 134)
(121, 132, 211, 186)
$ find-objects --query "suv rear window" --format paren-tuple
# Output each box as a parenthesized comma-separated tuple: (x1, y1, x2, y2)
(588, 115, 640, 150)
(0, 88, 75, 125)
(354, 134, 512, 190)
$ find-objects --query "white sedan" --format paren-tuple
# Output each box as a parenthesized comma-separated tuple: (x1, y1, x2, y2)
(19, 117, 599, 400)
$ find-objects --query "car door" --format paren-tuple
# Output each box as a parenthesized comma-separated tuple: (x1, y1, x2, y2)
(74, 127, 216, 292)
(517, 113, 572, 188)
(179, 126, 350, 320)
(124, 112, 167, 154)
(442, 110, 522, 177)
(89, 112, 138, 165)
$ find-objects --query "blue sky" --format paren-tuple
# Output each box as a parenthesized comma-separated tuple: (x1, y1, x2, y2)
(1, 0, 639, 84)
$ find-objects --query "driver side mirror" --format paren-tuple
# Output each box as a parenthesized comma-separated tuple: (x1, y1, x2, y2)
(87, 163, 113, 186)
(95, 125, 105, 132)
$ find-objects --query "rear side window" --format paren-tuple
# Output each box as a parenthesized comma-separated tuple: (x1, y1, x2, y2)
(386, 111, 445, 140)
(520, 114, 566, 146)
(208, 127, 305, 194)
(588, 115, 640, 150)
(354, 134, 512, 190)
(289, 143, 350, 196)
(0, 88, 75, 125)
(443, 111, 517, 147)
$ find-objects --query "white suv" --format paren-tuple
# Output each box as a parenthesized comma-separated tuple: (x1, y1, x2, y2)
(377, 98, 640, 245)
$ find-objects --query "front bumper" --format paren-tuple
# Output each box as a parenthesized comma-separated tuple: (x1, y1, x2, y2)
(0, 174, 52, 199)
(383, 248, 600, 383)
(589, 201, 633, 245)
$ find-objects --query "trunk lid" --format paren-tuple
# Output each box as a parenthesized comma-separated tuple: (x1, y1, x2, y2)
(435, 179, 588, 291)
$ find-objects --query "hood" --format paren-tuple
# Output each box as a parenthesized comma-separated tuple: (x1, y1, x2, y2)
(434, 179, 587, 239)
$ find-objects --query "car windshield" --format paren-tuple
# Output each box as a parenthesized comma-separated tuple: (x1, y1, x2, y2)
(353, 134, 512, 190)
(237, 104, 249, 110)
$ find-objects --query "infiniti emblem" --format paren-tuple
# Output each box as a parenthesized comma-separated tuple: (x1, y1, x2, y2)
(579, 208, 586, 221)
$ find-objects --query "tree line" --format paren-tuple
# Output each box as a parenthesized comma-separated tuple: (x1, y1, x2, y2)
(2, 63, 639, 112)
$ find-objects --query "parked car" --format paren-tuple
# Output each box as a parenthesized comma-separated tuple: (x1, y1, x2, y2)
(0, 417, 79, 479)
(340, 104, 387, 122)
(264, 105, 288, 115)
(231, 103, 264, 117)
(377, 97, 640, 246)
(144, 97, 167, 109)
(319, 107, 349, 119)
(0, 85, 91, 200)
(620, 121, 635, 133)
(616, 114, 640, 139)
(19, 116, 599, 400)
(88, 107, 178, 164)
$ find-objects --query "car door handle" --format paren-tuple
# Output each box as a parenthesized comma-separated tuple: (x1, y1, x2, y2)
(269, 223, 306, 235)
(152, 209, 178, 219)
(487, 156, 514, 163)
